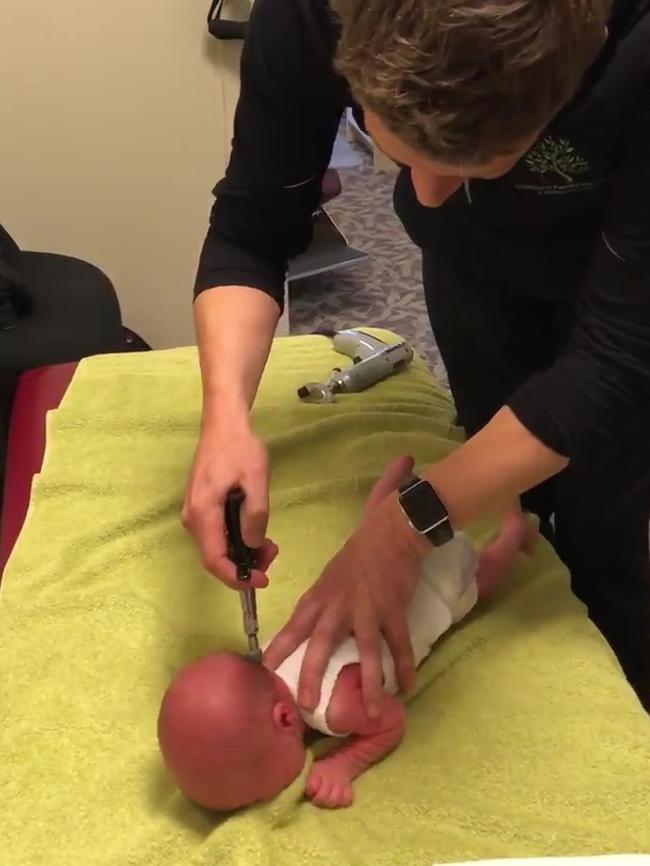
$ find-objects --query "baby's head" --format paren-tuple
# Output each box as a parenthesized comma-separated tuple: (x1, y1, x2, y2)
(157, 651, 306, 811)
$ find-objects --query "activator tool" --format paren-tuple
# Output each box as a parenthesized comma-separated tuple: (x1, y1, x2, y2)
(297, 328, 414, 404)
(225, 488, 262, 664)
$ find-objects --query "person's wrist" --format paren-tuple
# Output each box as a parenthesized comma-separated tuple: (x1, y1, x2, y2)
(200, 391, 251, 436)
(376, 492, 431, 561)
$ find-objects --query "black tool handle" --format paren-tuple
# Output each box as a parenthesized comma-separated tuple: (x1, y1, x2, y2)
(225, 488, 255, 581)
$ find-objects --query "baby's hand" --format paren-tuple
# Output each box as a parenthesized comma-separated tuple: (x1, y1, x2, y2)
(305, 759, 354, 808)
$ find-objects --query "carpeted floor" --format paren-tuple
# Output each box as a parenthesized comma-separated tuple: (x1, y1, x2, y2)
(288, 162, 447, 383)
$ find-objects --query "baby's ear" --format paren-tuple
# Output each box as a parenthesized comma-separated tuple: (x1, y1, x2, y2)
(271, 700, 302, 734)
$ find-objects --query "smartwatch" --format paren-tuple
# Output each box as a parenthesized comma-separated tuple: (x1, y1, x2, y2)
(398, 475, 453, 547)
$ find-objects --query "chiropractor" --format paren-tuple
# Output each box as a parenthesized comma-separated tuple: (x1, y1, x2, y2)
(183, 0, 650, 712)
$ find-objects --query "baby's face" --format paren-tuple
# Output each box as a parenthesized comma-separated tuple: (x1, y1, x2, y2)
(158, 651, 306, 811)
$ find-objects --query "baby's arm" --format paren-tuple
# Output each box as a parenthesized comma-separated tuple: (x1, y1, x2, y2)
(305, 665, 406, 808)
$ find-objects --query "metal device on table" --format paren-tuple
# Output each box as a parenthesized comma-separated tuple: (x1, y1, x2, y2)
(297, 328, 414, 404)
(225, 488, 262, 664)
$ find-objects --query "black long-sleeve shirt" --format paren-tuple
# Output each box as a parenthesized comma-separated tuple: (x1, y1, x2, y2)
(195, 0, 650, 460)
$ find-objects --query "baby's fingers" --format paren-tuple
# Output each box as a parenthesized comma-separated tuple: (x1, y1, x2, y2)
(305, 769, 322, 800)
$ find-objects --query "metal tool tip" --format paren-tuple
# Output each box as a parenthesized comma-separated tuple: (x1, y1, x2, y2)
(246, 649, 263, 665)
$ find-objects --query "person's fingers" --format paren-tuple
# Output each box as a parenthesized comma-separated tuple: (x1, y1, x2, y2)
(523, 516, 539, 555)
(240, 539, 277, 589)
(191, 511, 271, 588)
(205, 553, 239, 587)
(363, 455, 414, 514)
(246, 569, 270, 589)
(381, 608, 416, 695)
(241, 460, 269, 548)
(263, 592, 322, 671)
(183, 495, 242, 586)
(297, 609, 348, 711)
(353, 604, 384, 718)
(254, 539, 279, 573)
(475, 552, 503, 601)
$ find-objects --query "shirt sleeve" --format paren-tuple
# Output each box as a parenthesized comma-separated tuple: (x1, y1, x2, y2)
(508, 80, 650, 458)
(194, 0, 346, 308)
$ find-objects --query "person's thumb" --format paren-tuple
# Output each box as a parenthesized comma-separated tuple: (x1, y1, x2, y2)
(364, 455, 415, 513)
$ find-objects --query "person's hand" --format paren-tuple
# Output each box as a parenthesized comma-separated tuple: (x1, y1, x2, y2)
(182, 419, 278, 588)
(264, 455, 428, 718)
(475, 504, 538, 600)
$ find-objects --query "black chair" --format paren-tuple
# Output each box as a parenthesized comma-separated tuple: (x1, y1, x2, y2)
(0, 221, 144, 493)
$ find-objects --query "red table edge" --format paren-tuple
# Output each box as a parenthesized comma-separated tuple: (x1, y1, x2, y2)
(0, 363, 78, 577)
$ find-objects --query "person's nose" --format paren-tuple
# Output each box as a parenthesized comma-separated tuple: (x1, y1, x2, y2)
(410, 169, 463, 207)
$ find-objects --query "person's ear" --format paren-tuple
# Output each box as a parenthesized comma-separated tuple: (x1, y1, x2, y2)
(271, 701, 302, 734)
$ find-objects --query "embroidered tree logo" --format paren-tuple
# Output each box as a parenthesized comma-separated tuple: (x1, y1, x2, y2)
(525, 136, 589, 183)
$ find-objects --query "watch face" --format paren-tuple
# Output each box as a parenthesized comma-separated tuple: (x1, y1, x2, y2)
(404, 481, 446, 532)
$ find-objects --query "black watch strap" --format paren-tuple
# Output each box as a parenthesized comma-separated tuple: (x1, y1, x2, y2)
(398, 475, 453, 547)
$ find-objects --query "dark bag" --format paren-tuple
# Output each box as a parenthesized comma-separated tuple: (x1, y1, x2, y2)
(207, 0, 248, 40)
(0, 224, 31, 331)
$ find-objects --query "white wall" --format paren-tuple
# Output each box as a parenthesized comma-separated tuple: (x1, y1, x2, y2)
(0, 0, 250, 348)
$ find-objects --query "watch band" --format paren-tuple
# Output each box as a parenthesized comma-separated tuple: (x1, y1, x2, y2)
(398, 475, 453, 547)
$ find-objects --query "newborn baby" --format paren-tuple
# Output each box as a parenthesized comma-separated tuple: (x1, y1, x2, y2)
(158, 515, 532, 811)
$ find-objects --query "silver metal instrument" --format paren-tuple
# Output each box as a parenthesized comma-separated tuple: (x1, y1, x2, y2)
(238, 588, 261, 661)
(225, 488, 262, 664)
(297, 328, 414, 404)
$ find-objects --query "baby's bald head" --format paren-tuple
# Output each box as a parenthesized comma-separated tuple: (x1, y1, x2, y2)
(158, 651, 305, 811)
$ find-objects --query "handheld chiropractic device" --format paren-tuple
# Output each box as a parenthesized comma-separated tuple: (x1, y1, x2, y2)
(297, 329, 414, 404)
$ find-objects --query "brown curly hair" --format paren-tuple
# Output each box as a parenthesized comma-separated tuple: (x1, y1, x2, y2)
(331, 0, 609, 164)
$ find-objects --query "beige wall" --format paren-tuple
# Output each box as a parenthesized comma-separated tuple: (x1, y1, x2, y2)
(0, 0, 250, 348)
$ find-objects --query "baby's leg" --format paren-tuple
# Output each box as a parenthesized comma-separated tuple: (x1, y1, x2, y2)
(305, 691, 405, 808)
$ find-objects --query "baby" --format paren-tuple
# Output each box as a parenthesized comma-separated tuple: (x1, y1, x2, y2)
(158, 513, 533, 811)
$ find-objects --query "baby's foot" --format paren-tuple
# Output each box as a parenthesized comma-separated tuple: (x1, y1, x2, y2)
(305, 760, 354, 808)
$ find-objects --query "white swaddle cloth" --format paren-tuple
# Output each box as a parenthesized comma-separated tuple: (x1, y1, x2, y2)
(273, 533, 478, 736)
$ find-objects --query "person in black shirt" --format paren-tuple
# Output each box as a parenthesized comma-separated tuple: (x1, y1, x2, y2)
(183, 0, 650, 712)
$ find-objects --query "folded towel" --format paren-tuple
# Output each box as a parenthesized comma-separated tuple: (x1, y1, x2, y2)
(1, 332, 648, 866)
(432, 854, 650, 866)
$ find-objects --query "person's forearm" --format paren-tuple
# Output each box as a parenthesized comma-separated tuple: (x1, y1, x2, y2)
(194, 286, 280, 428)
(425, 406, 568, 529)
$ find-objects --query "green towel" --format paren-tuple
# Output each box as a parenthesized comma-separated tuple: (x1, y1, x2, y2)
(1, 332, 648, 866)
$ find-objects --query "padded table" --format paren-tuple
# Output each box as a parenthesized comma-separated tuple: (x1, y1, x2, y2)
(1, 343, 649, 865)
(0, 363, 77, 576)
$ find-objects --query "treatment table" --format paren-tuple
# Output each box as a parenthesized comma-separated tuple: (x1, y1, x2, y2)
(0, 340, 648, 866)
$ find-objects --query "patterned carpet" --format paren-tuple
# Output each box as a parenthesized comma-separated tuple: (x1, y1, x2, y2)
(288, 162, 447, 383)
